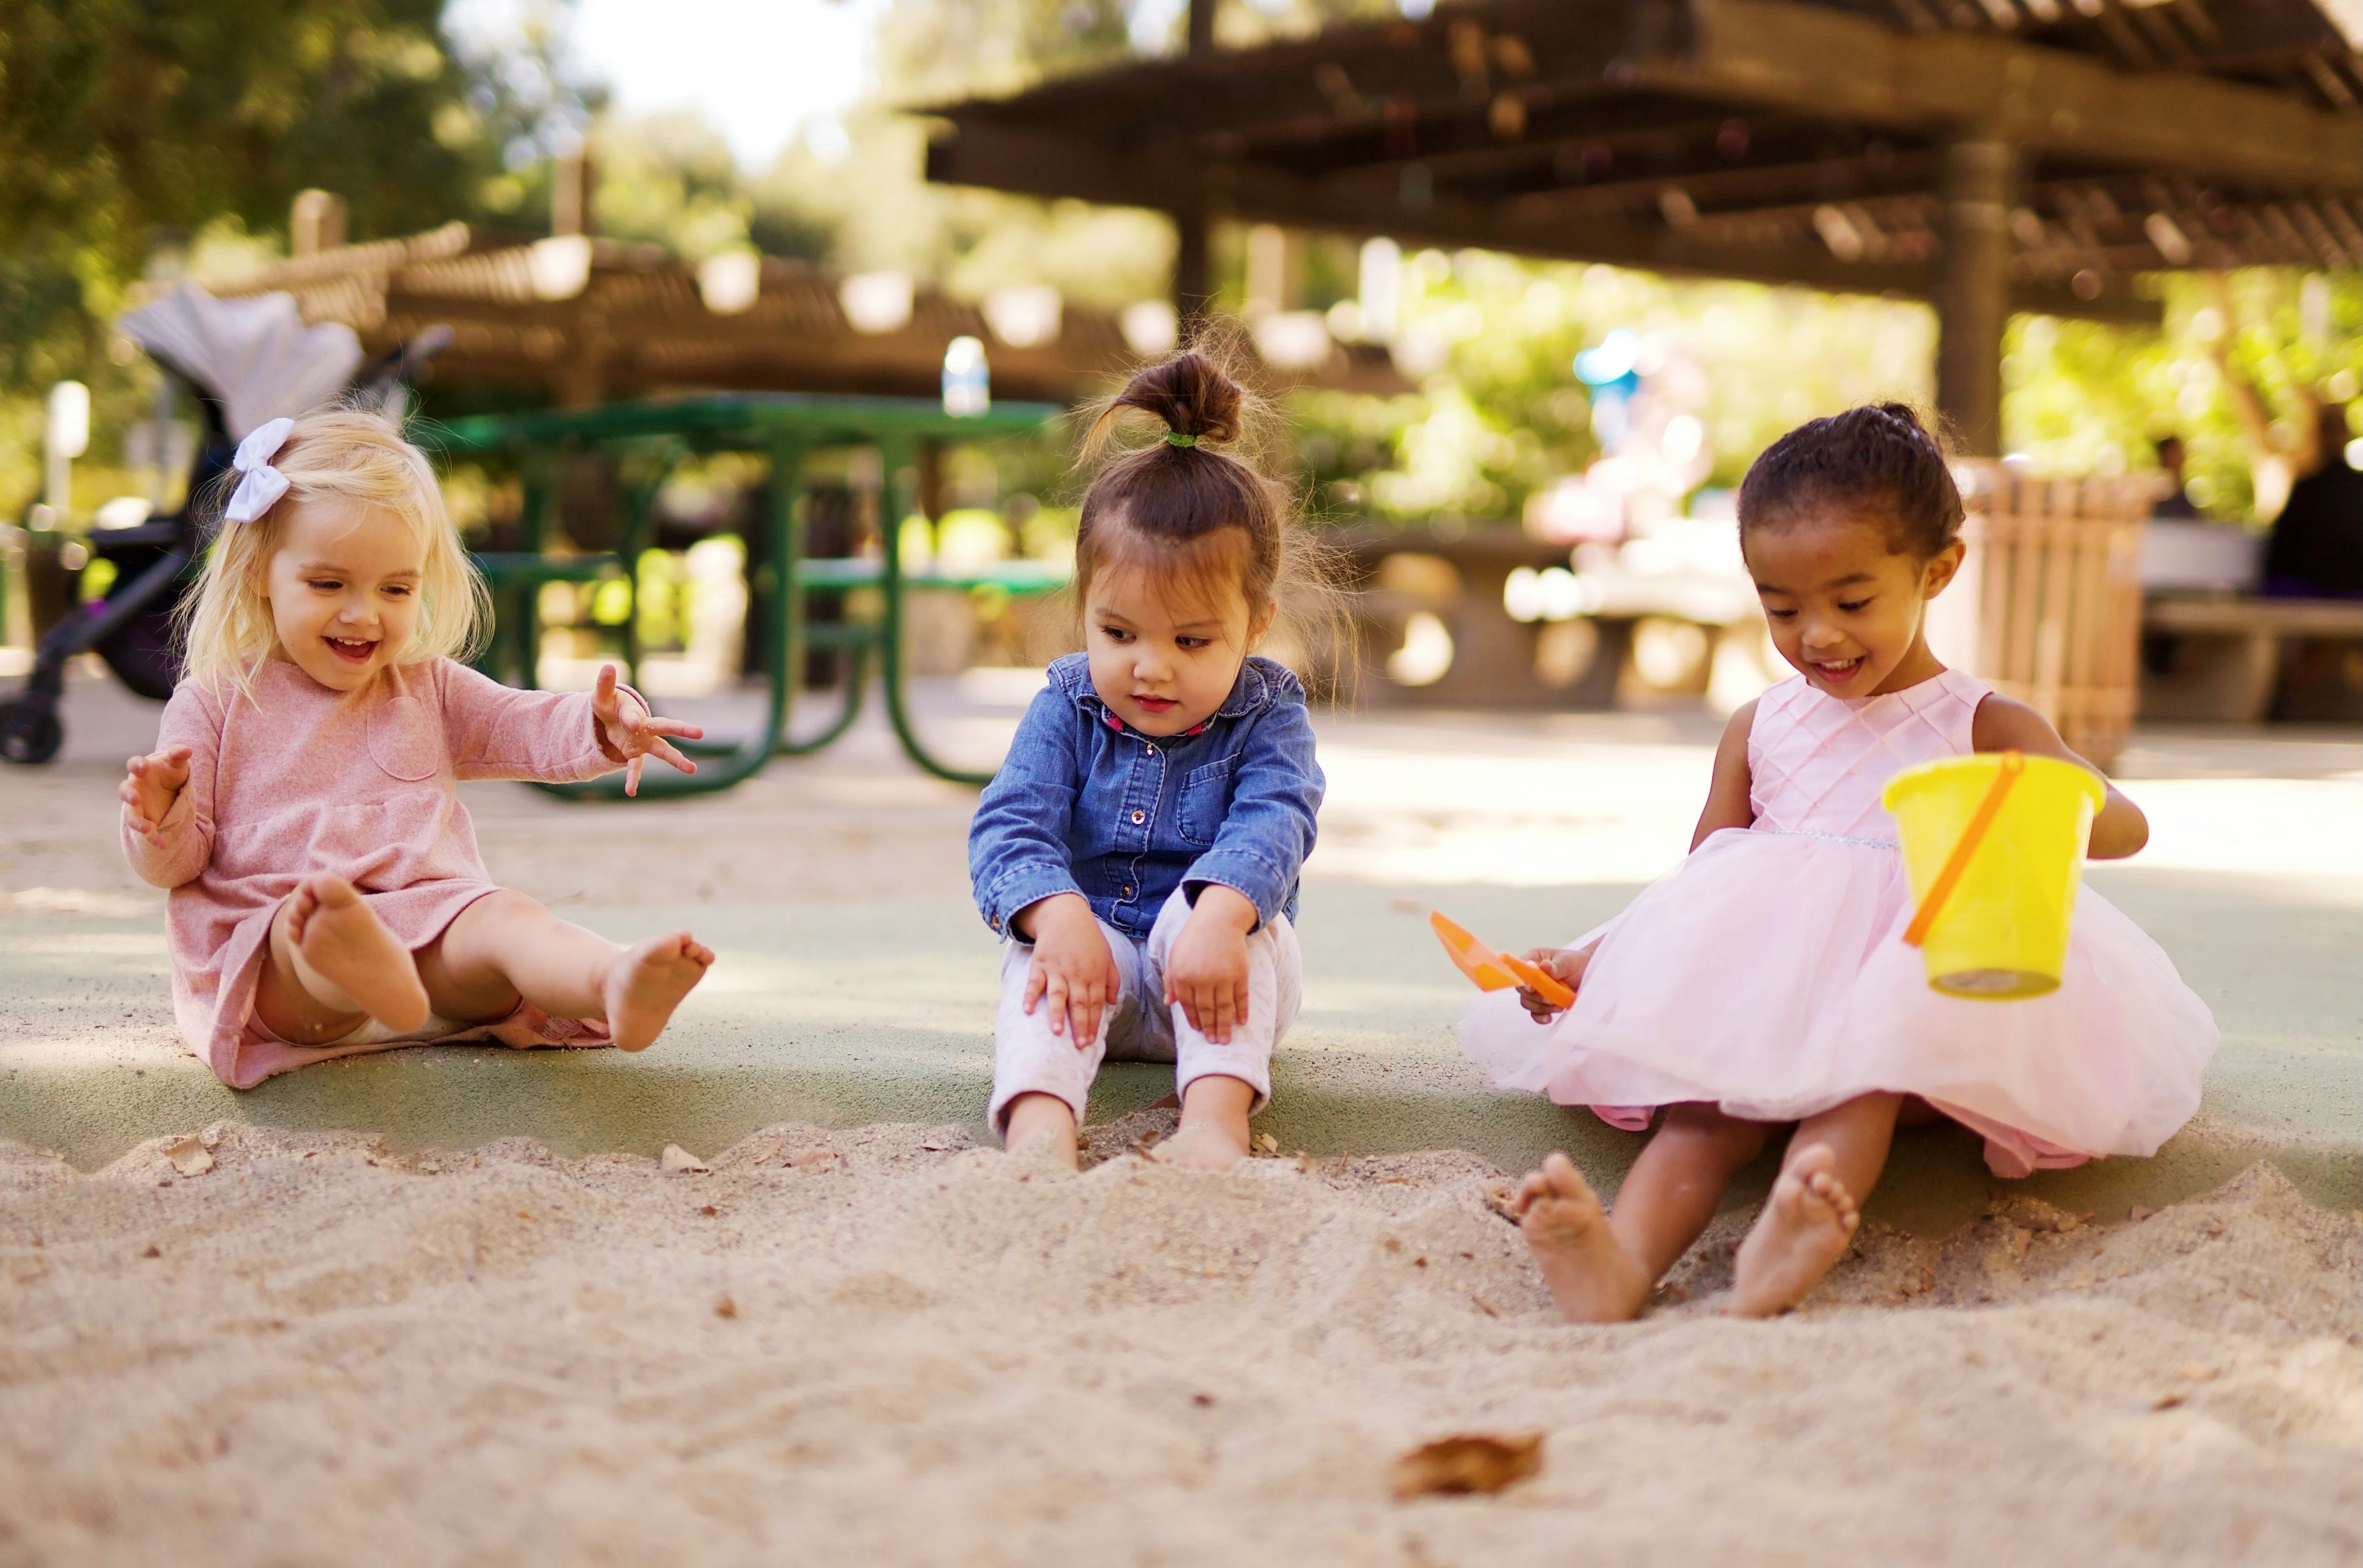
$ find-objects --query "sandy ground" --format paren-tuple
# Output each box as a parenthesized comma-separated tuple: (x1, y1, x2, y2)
(3, 670, 2360, 1562)
(0, 1114, 2357, 1567)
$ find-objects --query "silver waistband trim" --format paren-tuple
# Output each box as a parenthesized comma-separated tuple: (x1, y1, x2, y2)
(1758, 828, 1897, 850)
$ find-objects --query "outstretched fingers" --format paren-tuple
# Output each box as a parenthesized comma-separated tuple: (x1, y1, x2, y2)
(616, 711, 702, 795)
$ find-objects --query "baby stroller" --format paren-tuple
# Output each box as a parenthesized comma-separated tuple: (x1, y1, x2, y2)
(0, 286, 446, 765)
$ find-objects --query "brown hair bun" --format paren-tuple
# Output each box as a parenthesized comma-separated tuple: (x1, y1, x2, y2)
(1069, 342, 1293, 626)
(1106, 350, 1244, 446)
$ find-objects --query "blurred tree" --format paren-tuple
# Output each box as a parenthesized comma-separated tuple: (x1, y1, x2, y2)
(2004, 270, 2361, 525)
(1295, 250, 1938, 525)
(592, 114, 751, 261)
(0, 0, 598, 509)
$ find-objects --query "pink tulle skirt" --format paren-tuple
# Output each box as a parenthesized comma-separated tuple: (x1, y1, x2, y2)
(1455, 827, 2218, 1177)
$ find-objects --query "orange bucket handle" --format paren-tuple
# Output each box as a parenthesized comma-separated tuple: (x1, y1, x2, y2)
(1901, 750, 2025, 949)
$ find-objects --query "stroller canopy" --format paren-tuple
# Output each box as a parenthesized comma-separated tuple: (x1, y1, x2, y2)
(119, 285, 365, 441)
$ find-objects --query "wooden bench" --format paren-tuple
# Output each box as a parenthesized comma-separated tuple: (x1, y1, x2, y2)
(2140, 593, 2363, 722)
(1332, 524, 1764, 710)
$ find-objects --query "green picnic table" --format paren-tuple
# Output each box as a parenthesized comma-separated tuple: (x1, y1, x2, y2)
(424, 393, 1069, 796)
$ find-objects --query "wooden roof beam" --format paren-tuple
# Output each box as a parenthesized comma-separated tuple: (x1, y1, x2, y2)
(1502, 149, 1942, 220)
(934, 1, 1665, 130)
(925, 118, 2158, 322)
(1653, 0, 2362, 190)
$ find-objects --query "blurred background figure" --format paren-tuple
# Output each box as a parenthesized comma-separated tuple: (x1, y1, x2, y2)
(2152, 435, 2201, 519)
(2263, 402, 2363, 599)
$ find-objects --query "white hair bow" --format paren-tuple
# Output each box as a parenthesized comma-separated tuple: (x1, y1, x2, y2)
(223, 417, 296, 524)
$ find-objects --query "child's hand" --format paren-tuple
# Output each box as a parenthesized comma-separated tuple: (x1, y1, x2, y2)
(591, 664, 705, 796)
(1019, 893, 1122, 1047)
(1516, 946, 1590, 1023)
(119, 745, 193, 847)
(1165, 885, 1258, 1045)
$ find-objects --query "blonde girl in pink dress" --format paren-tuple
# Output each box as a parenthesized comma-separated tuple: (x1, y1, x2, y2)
(118, 409, 714, 1088)
(1459, 405, 2216, 1321)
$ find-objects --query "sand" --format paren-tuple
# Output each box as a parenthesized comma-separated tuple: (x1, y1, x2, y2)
(1, 1111, 2356, 1567)
(7, 679, 2358, 1561)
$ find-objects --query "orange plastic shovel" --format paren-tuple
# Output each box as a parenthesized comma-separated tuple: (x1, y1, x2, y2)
(1430, 911, 1577, 1009)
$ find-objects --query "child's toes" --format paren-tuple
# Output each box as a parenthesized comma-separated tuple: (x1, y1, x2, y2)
(284, 880, 320, 937)
(603, 933, 712, 1051)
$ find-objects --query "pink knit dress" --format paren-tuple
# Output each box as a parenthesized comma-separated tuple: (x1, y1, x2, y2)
(1456, 669, 2218, 1177)
(122, 657, 627, 1088)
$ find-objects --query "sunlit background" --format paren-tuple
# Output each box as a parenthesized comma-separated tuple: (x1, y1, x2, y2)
(6, 0, 2357, 535)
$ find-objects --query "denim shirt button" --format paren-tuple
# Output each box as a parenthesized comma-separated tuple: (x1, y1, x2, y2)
(1130, 810, 1145, 824)
(1122, 885, 1134, 897)
(1143, 744, 1156, 755)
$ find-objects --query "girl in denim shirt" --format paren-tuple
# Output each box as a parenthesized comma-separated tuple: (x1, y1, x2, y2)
(969, 351, 1325, 1170)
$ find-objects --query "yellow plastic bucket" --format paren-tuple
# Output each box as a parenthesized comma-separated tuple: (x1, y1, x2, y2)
(1881, 750, 2106, 1000)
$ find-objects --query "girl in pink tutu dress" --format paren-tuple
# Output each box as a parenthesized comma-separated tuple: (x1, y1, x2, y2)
(119, 409, 714, 1089)
(1460, 405, 2216, 1321)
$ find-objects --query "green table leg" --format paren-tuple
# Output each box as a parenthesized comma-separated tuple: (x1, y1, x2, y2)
(877, 436, 997, 786)
(778, 639, 869, 755)
(533, 437, 805, 800)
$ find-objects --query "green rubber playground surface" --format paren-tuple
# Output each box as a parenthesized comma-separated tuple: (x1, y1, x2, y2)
(4, 668, 2356, 1235)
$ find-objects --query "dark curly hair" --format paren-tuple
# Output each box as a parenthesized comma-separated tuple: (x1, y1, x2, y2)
(1072, 347, 1296, 621)
(1736, 402, 1964, 561)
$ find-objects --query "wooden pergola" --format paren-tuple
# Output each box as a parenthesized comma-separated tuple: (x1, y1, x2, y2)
(189, 215, 1408, 410)
(922, 0, 2363, 453)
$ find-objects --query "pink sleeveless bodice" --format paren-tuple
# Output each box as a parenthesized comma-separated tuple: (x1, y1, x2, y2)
(1746, 668, 1989, 842)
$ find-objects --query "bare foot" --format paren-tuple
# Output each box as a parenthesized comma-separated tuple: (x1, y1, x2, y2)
(1514, 1152, 1652, 1323)
(286, 875, 430, 1031)
(600, 933, 714, 1051)
(1003, 1094, 1079, 1171)
(1151, 1119, 1249, 1171)
(1728, 1143, 1860, 1317)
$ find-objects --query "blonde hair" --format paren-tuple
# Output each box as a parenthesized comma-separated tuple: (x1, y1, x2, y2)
(179, 407, 488, 698)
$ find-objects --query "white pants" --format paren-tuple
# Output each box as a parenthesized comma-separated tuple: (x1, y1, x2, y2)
(989, 887, 1301, 1134)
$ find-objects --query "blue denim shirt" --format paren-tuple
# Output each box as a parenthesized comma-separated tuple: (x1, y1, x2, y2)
(969, 653, 1325, 941)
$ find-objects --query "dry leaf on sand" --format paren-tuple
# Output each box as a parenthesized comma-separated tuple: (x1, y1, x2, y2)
(162, 1136, 214, 1178)
(661, 1146, 710, 1174)
(1390, 1431, 1545, 1499)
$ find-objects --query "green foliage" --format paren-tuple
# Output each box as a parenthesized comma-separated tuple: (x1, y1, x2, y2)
(2005, 271, 2362, 522)
(0, 0, 597, 513)
(593, 114, 751, 261)
(1293, 251, 1937, 525)
(741, 110, 1171, 311)
(13, 0, 2348, 541)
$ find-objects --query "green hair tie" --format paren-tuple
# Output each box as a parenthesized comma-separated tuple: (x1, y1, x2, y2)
(1163, 431, 1198, 448)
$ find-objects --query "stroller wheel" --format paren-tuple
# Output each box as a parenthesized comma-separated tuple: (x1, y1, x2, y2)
(0, 697, 63, 765)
